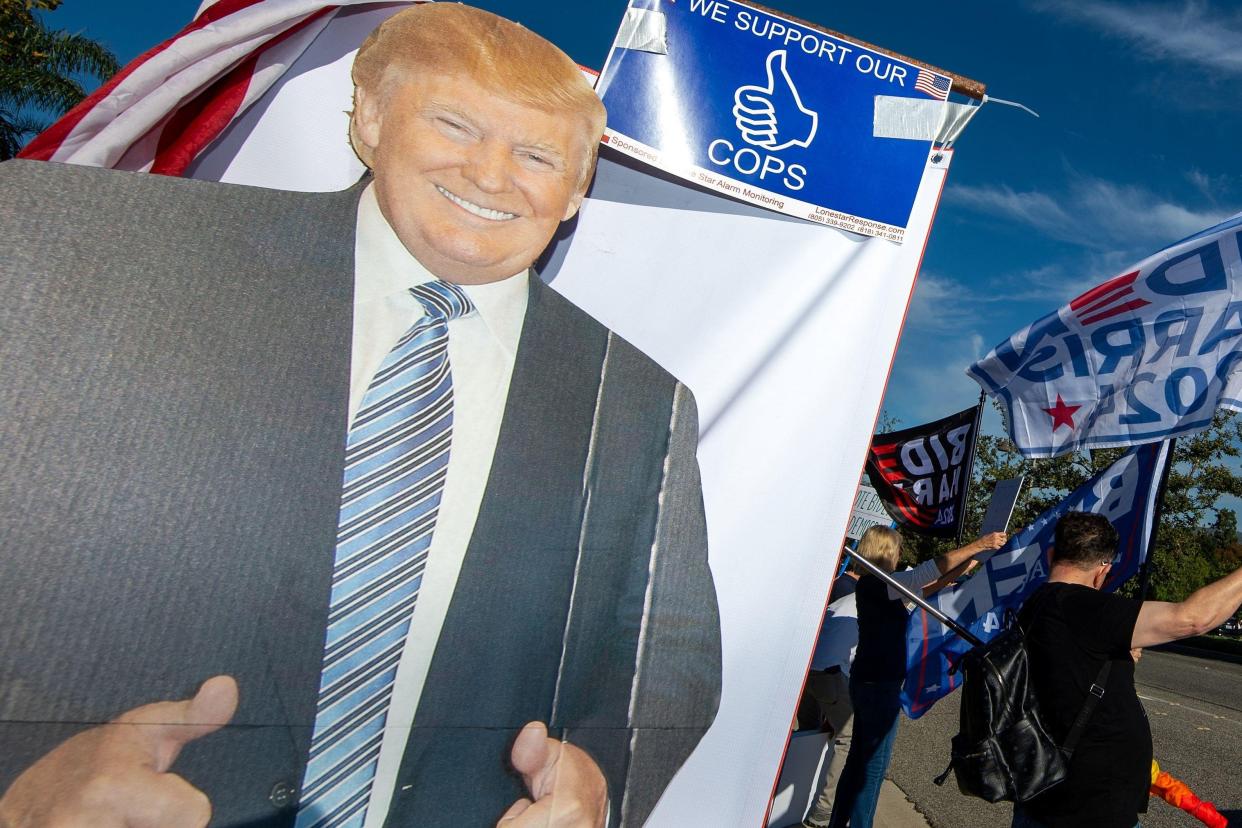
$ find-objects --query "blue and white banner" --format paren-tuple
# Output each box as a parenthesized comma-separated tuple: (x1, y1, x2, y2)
(969, 213, 1242, 458)
(901, 440, 1169, 718)
(594, 0, 955, 241)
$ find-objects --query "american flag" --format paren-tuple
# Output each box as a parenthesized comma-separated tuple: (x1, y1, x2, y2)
(913, 68, 950, 100)
(19, 0, 421, 174)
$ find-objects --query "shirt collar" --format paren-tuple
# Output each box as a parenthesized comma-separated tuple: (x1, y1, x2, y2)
(355, 183, 528, 353)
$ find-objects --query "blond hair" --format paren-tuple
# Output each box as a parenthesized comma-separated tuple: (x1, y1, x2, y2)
(853, 526, 902, 574)
(349, 3, 606, 184)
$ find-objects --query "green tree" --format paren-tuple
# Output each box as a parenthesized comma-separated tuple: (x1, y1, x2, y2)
(892, 406, 1242, 601)
(1, 0, 119, 160)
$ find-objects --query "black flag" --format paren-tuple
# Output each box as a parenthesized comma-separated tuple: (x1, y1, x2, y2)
(865, 405, 981, 538)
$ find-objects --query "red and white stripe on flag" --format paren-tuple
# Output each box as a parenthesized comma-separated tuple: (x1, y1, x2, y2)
(19, 0, 421, 175)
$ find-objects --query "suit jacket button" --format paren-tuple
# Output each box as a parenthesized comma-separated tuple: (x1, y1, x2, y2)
(269, 781, 297, 808)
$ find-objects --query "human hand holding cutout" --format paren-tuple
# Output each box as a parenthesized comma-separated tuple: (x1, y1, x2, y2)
(497, 722, 607, 828)
(0, 675, 238, 828)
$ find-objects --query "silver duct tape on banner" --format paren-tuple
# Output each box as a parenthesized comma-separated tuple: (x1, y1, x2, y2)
(872, 96, 982, 145)
(937, 99, 984, 147)
(613, 8, 669, 55)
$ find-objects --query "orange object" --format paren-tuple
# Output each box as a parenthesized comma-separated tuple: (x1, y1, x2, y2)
(1149, 759, 1227, 828)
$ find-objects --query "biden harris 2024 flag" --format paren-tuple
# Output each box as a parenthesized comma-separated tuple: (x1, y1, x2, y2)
(901, 440, 1169, 718)
(969, 213, 1242, 458)
(865, 405, 980, 539)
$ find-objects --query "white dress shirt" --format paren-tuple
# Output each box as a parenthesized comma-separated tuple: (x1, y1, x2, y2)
(349, 184, 528, 826)
(810, 593, 858, 676)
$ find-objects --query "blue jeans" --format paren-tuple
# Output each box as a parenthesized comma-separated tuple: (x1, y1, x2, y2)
(825, 678, 902, 828)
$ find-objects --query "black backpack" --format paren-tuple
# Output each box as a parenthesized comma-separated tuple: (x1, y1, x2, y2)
(933, 597, 1111, 803)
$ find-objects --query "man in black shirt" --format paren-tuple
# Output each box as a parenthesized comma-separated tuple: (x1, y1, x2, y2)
(1017, 511, 1242, 828)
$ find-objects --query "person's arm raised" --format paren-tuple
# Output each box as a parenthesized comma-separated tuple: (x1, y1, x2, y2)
(1132, 565, 1242, 648)
(885, 532, 1007, 598)
(923, 559, 981, 598)
(932, 532, 1008, 578)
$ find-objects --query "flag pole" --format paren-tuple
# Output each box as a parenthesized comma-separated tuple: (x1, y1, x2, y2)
(956, 391, 987, 547)
(847, 550, 983, 647)
(1137, 438, 1176, 601)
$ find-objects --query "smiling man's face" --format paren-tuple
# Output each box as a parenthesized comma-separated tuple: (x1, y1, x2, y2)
(354, 71, 593, 285)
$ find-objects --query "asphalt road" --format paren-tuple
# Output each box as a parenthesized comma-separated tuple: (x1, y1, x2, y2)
(888, 648, 1242, 828)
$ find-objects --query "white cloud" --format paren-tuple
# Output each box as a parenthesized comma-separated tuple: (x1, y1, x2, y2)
(946, 176, 1233, 254)
(971, 250, 1163, 309)
(1036, 0, 1242, 76)
(884, 325, 988, 425)
(984, 264, 1081, 306)
(1185, 168, 1234, 204)
(905, 272, 977, 334)
(912, 171, 1227, 335)
(969, 332, 984, 362)
(945, 185, 1078, 242)
(879, 275, 990, 424)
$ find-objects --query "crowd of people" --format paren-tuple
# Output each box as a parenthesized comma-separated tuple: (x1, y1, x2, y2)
(798, 528, 1005, 828)
(796, 514, 1242, 828)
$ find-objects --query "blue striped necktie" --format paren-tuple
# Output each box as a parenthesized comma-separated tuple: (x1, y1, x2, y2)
(295, 280, 475, 828)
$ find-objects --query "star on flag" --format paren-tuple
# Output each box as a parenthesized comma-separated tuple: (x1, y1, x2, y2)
(1043, 395, 1081, 431)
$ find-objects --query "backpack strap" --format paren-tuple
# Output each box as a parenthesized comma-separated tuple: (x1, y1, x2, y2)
(1016, 584, 1054, 635)
(1061, 659, 1112, 759)
(1019, 584, 1112, 759)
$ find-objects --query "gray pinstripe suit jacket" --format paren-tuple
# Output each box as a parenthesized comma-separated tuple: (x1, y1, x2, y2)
(0, 160, 720, 827)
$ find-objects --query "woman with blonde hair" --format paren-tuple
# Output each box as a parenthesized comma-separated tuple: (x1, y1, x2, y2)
(821, 525, 1007, 828)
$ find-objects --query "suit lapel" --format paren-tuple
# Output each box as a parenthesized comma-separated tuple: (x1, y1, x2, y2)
(412, 276, 609, 727)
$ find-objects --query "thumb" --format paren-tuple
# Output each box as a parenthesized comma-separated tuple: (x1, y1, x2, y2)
(117, 675, 239, 772)
(764, 50, 789, 93)
(510, 721, 556, 799)
(760, 50, 786, 93)
(184, 675, 240, 738)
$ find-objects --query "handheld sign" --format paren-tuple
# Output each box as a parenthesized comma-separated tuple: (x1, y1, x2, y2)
(846, 483, 894, 541)
(980, 477, 1025, 535)
(596, 0, 952, 241)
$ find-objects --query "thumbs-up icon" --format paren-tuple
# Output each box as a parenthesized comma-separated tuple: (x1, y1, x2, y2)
(732, 50, 818, 151)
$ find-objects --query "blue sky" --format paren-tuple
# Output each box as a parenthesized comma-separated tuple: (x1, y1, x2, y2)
(42, 0, 1242, 435)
